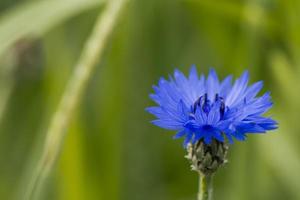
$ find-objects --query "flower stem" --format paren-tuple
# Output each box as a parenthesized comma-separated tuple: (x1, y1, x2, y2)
(198, 173, 213, 200)
(24, 0, 127, 199)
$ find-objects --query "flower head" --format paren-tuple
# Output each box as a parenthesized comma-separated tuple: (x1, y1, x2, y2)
(146, 66, 278, 147)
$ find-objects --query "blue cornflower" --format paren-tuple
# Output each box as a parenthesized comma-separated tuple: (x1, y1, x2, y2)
(146, 66, 278, 147)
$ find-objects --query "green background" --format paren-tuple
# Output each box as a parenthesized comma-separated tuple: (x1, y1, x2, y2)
(0, 0, 298, 200)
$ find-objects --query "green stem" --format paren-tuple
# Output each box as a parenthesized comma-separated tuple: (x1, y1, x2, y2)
(198, 173, 213, 200)
(24, 0, 127, 199)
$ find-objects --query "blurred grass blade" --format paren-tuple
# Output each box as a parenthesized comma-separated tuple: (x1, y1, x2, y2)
(258, 131, 300, 200)
(269, 50, 299, 107)
(24, 0, 128, 199)
(0, 0, 105, 57)
(0, 54, 17, 124)
(185, 0, 278, 33)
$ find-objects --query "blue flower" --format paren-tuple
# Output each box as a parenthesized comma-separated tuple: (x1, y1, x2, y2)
(146, 66, 278, 147)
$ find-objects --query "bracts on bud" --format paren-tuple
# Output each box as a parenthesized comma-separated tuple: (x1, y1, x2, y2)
(185, 139, 228, 176)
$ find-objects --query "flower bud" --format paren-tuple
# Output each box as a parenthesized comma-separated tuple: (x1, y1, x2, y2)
(186, 139, 228, 175)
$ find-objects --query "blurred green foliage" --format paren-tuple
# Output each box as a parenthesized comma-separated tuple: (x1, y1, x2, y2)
(0, 0, 299, 200)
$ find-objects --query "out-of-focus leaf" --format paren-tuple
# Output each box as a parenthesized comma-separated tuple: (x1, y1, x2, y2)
(0, 0, 105, 57)
(258, 128, 300, 200)
(184, 0, 278, 33)
(277, 0, 300, 65)
(269, 50, 299, 107)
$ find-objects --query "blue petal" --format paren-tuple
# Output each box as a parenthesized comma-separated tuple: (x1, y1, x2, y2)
(194, 105, 208, 124)
(149, 94, 161, 104)
(184, 120, 201, 131)
(216, 120, 232, 131)
(207, 102, 221, 125)
(206, 68, 220, 101)
(173, 129, 186, 139)
(204, 135, 212, 144)
(259, 123, 278, 130)
(245, 116, 278, 130)
(224, 132, 234, 144)
(231, 131, 247, 141)
(183, 131, 193, 147)
(151, 119, 183, 130)
(173, 68, 203, 105)
(245, 81, 263, 101)
(192, 131, 205, 144)
(225, 71, 249, 107)
(242, 92, 273, 117)
(174, 69, 188, 88)
(212, 130, 224, 142)
(220, 75, 232, 98)
(189, 65, 198, 83)
(236, 122, 266, 134)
